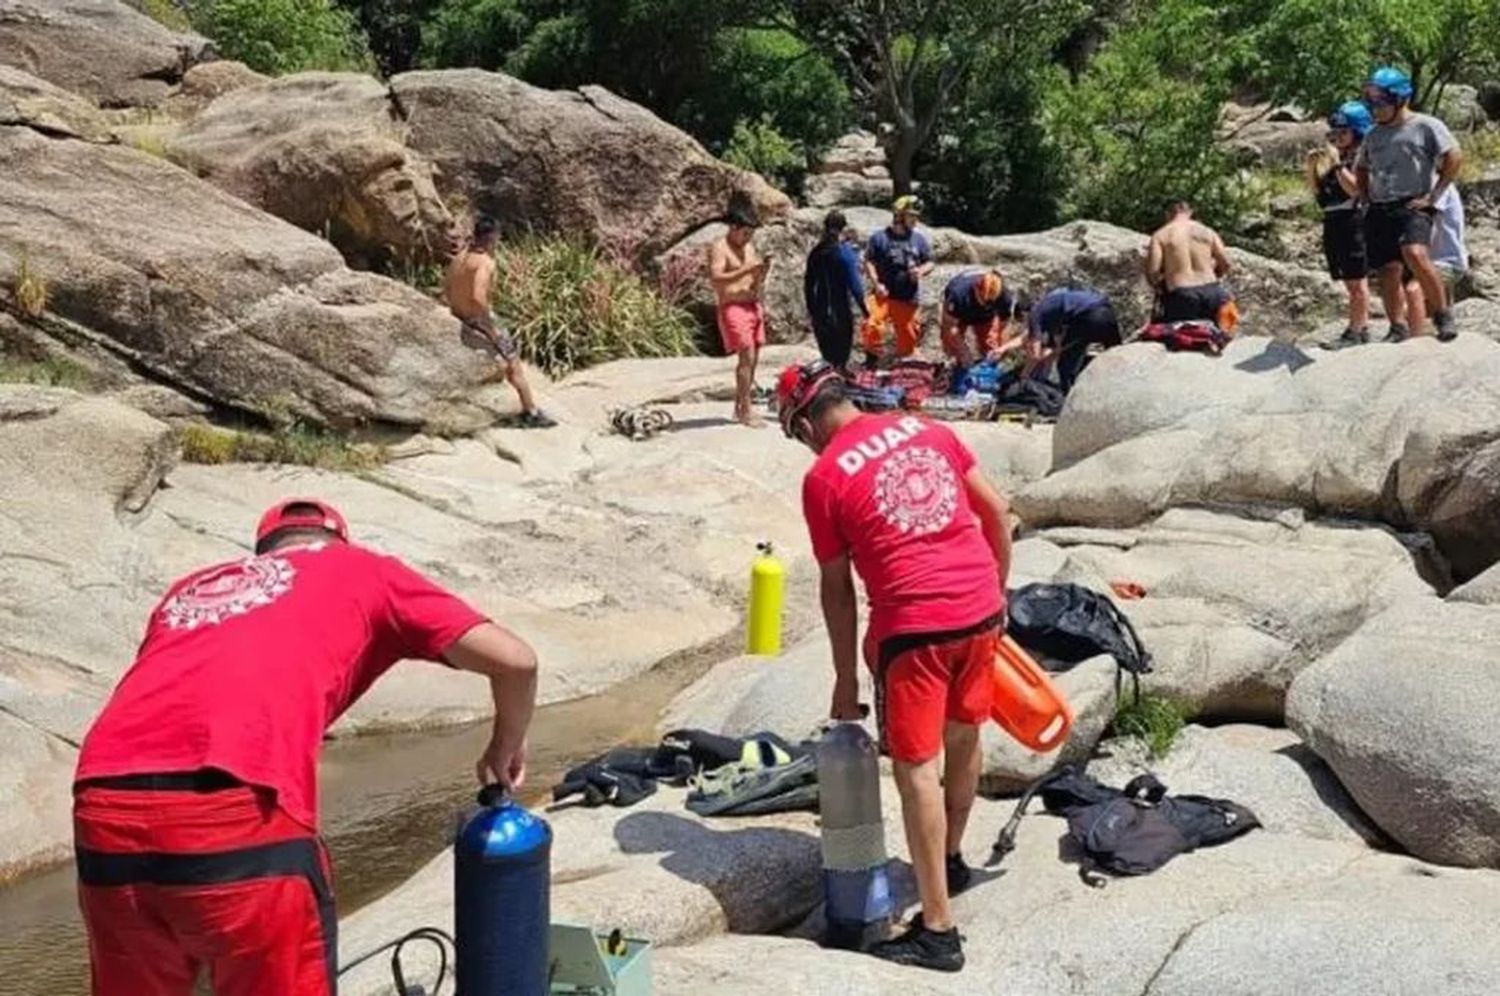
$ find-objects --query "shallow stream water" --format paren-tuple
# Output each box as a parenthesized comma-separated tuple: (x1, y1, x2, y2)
(0, 633, 738, 995)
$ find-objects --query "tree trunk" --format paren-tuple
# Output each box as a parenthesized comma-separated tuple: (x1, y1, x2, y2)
(888, 129, 918, 196)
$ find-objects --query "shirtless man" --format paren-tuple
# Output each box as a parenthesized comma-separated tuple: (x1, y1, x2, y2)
(709, 202, 771, 427)
(445, 216, 555, 428)
(1146, 201, 1238, 331)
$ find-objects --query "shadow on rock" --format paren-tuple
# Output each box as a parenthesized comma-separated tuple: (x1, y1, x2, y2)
(614, 811, 821, 933)
(1233, 340, 1316, 374)
(1272, 743, 1393, 848)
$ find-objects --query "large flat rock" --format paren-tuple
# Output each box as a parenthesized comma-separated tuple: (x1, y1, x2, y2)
(1034, 508, 1432, 720)
(1017, 335, 1500, 580)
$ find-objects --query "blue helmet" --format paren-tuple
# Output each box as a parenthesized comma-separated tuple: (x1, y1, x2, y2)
(1328, 101, 1374, 138)
(1366, 66, 1414, 103)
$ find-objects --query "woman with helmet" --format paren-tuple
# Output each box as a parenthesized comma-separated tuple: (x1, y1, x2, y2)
(1356, 65, 1464, 342)
(1311, 101, 1374, 349)
(938, 268, 1016, 368)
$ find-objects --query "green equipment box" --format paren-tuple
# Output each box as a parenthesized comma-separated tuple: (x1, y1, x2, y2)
(548, 923, 651, 996)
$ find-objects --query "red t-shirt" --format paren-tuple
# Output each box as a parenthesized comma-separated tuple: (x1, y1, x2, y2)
(75, 543, 487, 830)
(802, 412, 1003, 644)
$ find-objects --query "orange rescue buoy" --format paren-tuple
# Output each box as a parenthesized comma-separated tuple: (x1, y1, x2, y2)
(991, 634, 1074, 751)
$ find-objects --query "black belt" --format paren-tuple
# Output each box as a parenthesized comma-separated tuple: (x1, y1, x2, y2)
(76, 769, 245, 793)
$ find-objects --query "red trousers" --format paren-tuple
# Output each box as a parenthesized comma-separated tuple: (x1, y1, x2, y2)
(74, 782, 335, 996)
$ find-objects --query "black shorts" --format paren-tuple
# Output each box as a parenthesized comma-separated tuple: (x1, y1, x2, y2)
(1365, 202, 1434, 270)
(1322, 213, 1367, 281)
(1160, 283, 1228, 324)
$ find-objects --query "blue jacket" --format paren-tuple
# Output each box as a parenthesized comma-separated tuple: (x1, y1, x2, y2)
(805, 240, 866, 322)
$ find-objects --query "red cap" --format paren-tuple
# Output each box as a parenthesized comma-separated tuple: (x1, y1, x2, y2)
(254, 498, 349, 552)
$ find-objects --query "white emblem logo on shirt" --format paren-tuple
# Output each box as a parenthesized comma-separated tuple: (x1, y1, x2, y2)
(161, 556, 296, 630)
(873, 446, 959, 536)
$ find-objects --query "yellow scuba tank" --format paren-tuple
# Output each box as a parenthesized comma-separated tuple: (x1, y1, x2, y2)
(746, 541, 785, 656)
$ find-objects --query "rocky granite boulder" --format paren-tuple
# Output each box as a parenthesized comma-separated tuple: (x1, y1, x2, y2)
(1031, 508, 1433, 720)
(0, 63, 110, 140)
(1017, 335, 1500, 580)
(169, 72, 454, 268)
(0, 120, 504, 430)
(388, 69, 791, 264)
(0, 0, 213, 108)
(1288, 596, 1500, 868)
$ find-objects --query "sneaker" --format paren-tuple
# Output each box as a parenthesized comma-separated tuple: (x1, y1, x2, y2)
(1321, 327, 1369, 350)
(946, 853, 972, 896)
(1382, 323, 1410, 344)
(869, 914, 964, 973)
(518, 409, 557, 428)
(1434, 310, 1458, 342)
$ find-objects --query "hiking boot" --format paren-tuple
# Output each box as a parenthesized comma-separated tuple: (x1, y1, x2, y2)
(869, 914, 964, 973)
(946, 853, 972, 896)
(518, 409, 557, 429)
(1434, 309, 1458, 342)
(1382, 323, 1410, 344)
(1321, 327, 1369, 350)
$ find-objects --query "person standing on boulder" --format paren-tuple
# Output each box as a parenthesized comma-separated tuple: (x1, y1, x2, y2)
(862, 196, 935, 367)
(804, 210, 868, 368)
(1311, 102, 1375, 349)
(1356, 66, 1463, 342)
(709, 201, 772, 426)
(1013, 285, 1123, 392)
(1145, 200, 1239, 331)
(778, 360, 1013, 973)
(445, 215, 556, 428)
(1402, 184, 1469, 333)
(72, 499, 539, 996)
(938, 268, 1016, 369)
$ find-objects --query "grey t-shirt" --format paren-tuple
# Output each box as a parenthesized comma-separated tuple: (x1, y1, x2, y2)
(1357, 113, 1457, 203)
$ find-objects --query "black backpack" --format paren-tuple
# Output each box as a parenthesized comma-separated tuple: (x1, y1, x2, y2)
(989, 767, 1260, 887)
(1006, 583, 1153, 702)
(996, 376, 1066, 418)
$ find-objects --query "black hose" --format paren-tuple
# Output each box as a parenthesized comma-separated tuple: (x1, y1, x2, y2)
(338, 926, 455, 995)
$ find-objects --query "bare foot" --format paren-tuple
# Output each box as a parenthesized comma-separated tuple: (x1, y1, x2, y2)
(738, 411, 766, 428)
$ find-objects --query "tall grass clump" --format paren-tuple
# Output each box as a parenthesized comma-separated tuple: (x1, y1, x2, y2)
(1112, 692, 1190, 759)
(491, 237, 699, 379)
(179, 421, 384, 471)
(0, 354, 95, 390)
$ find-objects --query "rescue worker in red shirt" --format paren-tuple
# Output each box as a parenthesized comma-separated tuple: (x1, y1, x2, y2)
(71, 499, 539, 996)
(777, 361, 1012, 972)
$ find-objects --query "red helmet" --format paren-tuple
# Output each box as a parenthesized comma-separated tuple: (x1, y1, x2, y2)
(775, 360, 844, 438)
(254, 498, 349, 553)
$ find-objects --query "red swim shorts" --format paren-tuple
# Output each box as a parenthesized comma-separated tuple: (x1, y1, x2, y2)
(867, 615, 1002, 763)
(718, 301, 767, 354)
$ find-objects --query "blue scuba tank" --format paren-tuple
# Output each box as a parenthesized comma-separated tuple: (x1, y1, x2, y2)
(454, 786, 552, 995)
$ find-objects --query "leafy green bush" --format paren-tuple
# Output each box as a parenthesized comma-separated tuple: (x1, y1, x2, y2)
(490, 237, 698, 379)
(178, 421, 384, 470)
(187, 0, 373, 75)
(1045, 0, 1252, 235)
(1112, 693, 1190, 759)
(722, 117, 805, 192)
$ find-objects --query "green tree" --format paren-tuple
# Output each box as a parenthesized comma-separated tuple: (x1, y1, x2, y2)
(1243, 0, 1500, 114)
(1045, 0, 1250, 234)
(795, 0, 1089, 195)
(721, 116, 805, 190)
(335, 0, 442, 75)
(188, 0, 372, 75)
(418, 0, 532, 70)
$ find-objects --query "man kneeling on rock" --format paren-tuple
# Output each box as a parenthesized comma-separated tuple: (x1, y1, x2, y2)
(72, 499, 539, 996)
(1146, 199, 1239, 332)
(778, 361, 1013, 972)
